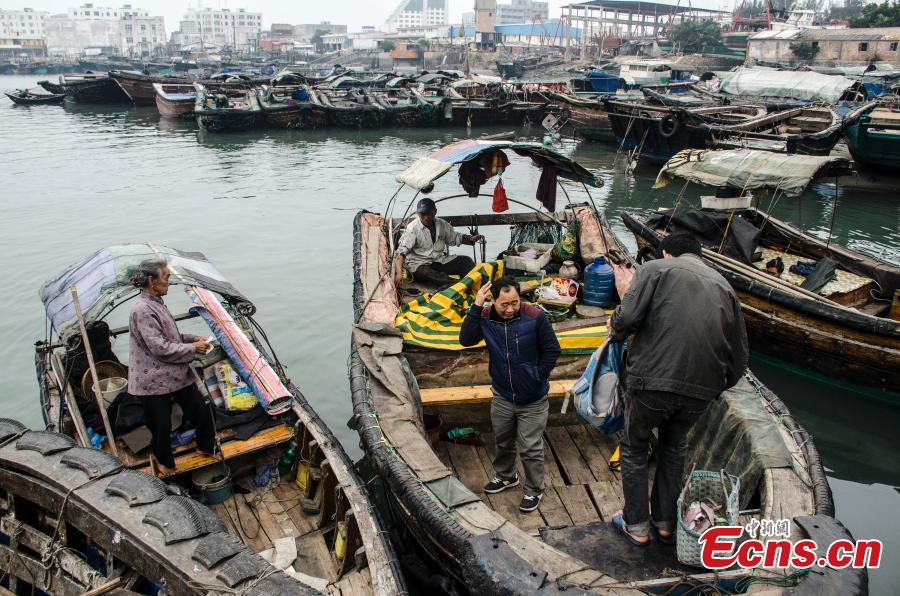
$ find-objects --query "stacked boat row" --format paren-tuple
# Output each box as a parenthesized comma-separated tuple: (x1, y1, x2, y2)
(21, 69, 555, 133)
(176, 83, 549, 132)
(543, 66, 899, 171)
(546, 85, 881, 164)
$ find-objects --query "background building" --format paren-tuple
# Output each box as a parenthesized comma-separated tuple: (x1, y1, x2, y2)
(384, 0, 449, 32)
(292, 21, 347, 41)
(0, 8, 48, 59)
(44, 3, 165, 58)
(495, 0, 549, 25)
(119, 4, 165, 57)
(475, 0, 499, 48)
(179, 7, 261, 53)
(747, 27, 900, 64)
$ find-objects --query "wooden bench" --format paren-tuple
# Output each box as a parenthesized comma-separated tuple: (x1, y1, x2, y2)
(136, 424, 295, 477)
(419, 380, 578, 406)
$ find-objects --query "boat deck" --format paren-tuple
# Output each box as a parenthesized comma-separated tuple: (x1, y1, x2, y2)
(434, 423, 644, 533)
(103, 422, 295, 478)
(207, 471, 372, 595)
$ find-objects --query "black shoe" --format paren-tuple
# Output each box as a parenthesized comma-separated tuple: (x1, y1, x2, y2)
(519, 492, 543, 513)
(484, 475, 519, 494)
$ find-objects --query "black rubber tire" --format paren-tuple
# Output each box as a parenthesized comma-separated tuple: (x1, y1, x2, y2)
(658, 113, 680, 138)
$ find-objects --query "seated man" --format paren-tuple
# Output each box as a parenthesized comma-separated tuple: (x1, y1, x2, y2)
(393, 198, 484, 288)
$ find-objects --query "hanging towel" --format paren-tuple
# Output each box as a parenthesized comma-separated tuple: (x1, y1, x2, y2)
(536, 166, 558, 212)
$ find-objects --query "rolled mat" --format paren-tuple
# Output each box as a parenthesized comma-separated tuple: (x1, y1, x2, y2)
(187, 286, 292, 415)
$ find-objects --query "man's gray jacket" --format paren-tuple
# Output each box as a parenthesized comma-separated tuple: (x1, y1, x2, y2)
(609, 253, 748, 401)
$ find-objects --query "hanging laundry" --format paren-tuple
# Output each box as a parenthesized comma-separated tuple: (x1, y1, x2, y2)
(459, 159, 488, 197)
(492, 179, 509, 212)
(536, 166, 558, 212)
(482, 150, 509, 178)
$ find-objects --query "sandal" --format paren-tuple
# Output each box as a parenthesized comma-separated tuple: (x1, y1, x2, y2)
(654, 527, 676, 546)
(611, 512, 650, 547)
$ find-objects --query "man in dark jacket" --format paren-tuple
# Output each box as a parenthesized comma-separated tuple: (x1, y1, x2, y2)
(609, 232, 747, 546)
(459, 277, 561, 512)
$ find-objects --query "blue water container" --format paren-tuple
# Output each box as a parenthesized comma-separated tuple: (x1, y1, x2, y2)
(583, 257, 615, 307)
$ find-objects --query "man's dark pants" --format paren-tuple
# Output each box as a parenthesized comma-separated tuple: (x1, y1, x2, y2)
(412, 255, 475, 287)
(144, 384, 215, 468)
(620, 389, 709, 537)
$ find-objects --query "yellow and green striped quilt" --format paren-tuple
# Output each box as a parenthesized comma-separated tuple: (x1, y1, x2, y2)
(395, 261, 608, 354)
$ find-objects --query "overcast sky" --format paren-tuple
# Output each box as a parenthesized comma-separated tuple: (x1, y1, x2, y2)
(17, 0, 737, 33)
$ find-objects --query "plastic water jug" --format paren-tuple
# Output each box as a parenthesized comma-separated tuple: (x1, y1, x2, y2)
(583, 257, 615, 307)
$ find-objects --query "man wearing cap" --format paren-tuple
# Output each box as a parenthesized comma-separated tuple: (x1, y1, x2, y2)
(393, 198, 485, 287)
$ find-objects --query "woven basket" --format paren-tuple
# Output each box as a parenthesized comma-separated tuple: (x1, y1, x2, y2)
(676, 469, 740, 567)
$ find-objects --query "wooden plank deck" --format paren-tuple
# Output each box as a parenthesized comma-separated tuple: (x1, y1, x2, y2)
(207, 473, 341, 589)
(440, 424, 627, 532)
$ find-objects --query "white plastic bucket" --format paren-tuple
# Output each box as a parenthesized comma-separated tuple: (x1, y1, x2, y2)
(93, 377, 127, 407)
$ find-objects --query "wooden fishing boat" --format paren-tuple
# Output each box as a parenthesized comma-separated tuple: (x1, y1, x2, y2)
(845, 100, 900, 172)
(13, 243, 405, 595)
(59, 73, 131, 104)
(257, 85, 327, 129)
(539, 90, 617, 141)
(603, 100, 768, 162)
(688, 104, 852, 155)
(110, 70, 191, 106)
(5, 88, 66, 105)
(625, 149, 900, 395)
(349, 140, 863, 594)
(365, 88, 444, 127)
(37, 79, 66, 94)
(194, 83, 262, 132)
(313, 88, 387, 129)
(153, 82, 196, 119)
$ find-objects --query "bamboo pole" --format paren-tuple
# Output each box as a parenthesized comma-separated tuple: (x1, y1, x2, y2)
(69, 287, 118, 457)
(50, 351, 90, 448)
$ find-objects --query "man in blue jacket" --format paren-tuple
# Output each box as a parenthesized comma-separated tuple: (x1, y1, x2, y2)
(459, 277, 562, 512)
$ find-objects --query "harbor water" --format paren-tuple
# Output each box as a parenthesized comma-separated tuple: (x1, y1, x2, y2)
(2, 75, 898, 593)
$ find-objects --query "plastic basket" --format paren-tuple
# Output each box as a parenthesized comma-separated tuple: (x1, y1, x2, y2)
(676, 468, 740, 567)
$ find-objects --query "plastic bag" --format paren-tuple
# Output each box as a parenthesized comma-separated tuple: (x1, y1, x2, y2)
(215, 361, 258, 411)
(569, 339, 626, 434)
(553, 220, 578, 261)
(492, 179, 509, 213)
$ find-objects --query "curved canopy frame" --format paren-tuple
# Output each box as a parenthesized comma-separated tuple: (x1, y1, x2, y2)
(395, 139, 603, 192)
(40, 243, 247, 340)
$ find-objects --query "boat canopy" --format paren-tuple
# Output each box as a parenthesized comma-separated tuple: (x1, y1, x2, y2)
(396, 139, 603, 191)
(654, 149, 847, 197)
(40, 243, 246, 339)
(719, 67, 860, 102)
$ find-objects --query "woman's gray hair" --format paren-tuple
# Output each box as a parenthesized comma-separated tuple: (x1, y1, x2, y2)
(130, 259, 168, 289)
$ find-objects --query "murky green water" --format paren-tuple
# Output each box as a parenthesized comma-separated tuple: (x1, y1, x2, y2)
(2, 75, 898, 593)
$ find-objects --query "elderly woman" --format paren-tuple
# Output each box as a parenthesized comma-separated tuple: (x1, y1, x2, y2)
(128, 259, 216, 475)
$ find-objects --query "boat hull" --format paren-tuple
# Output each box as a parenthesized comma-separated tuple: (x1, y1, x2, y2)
(543, 91, 612, 140)
(196, 110, 261, 132)
(64, 77, 130, 104)
(38, 80, 66, 94)
(111, 71, 186, 106)
(846, 119, 900, 172)
(606, 109, 707, 163)
(155, 94, 194, 119)
(260, 103, 328, 129)
(623, 212, 900, 394)
(5, 92, 66, 105)
(321, 105, 386, 128)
